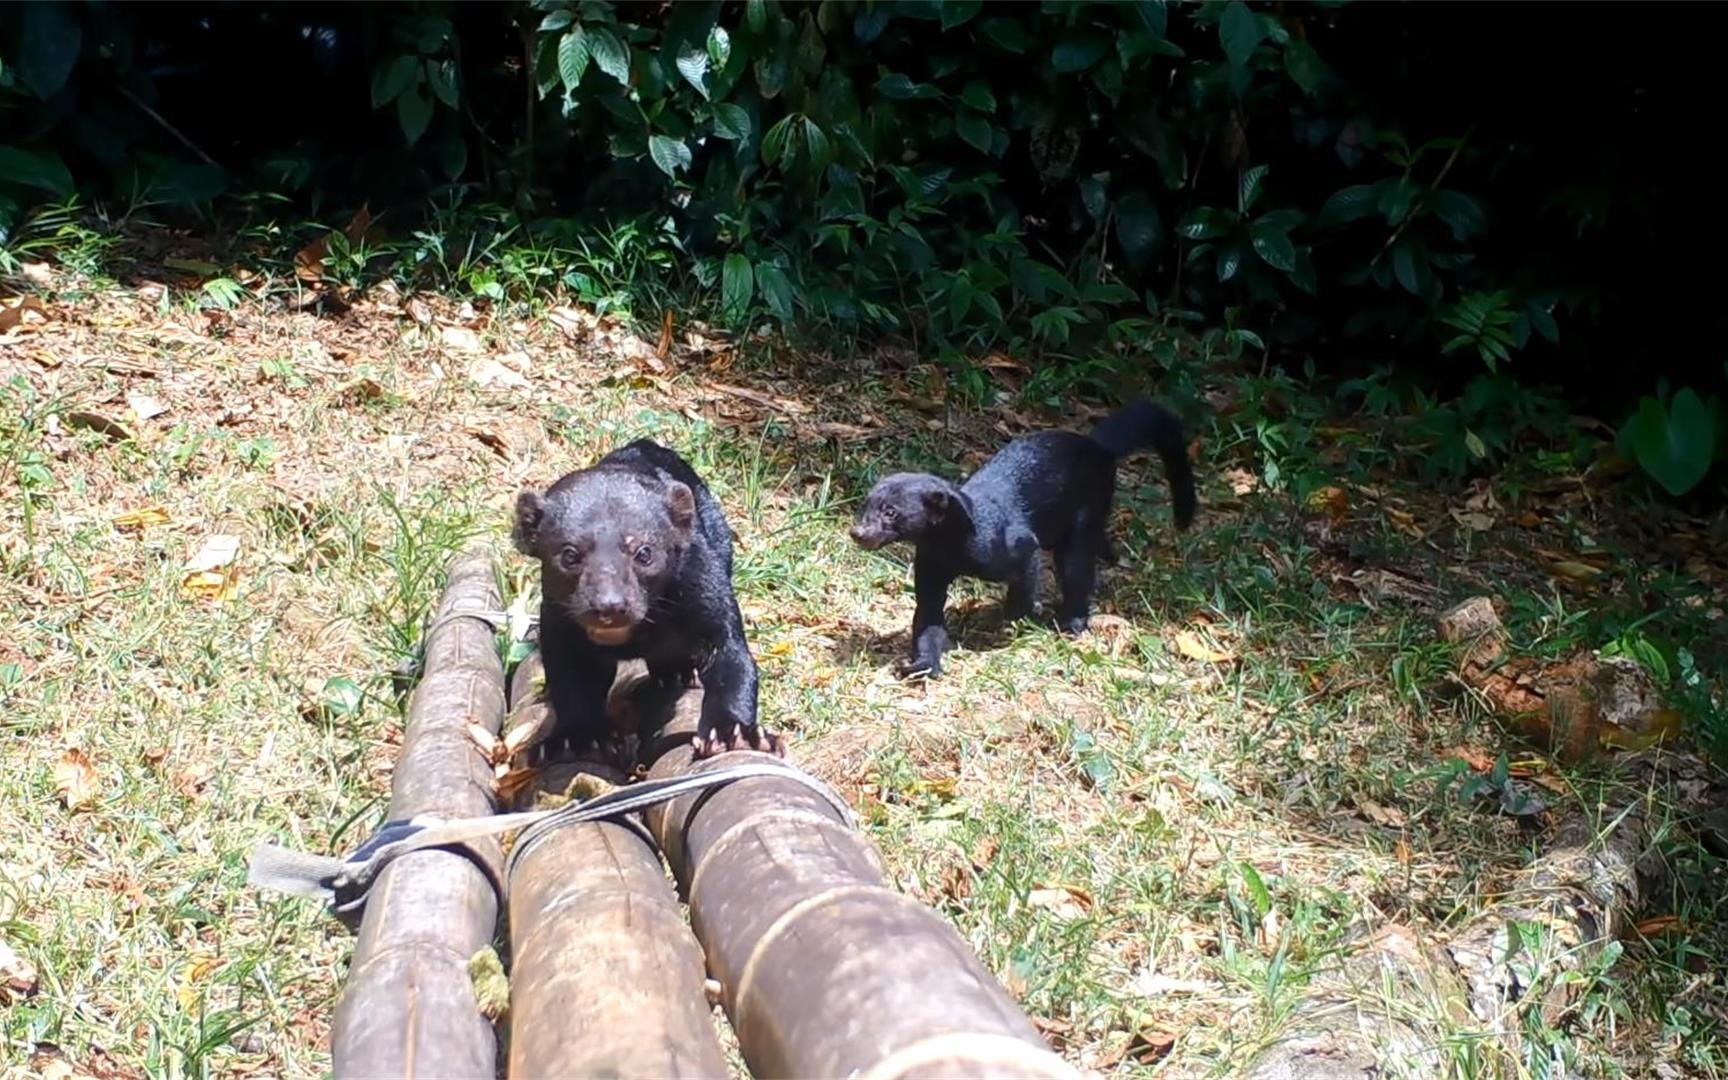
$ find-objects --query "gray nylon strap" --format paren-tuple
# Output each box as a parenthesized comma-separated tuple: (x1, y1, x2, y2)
(247, 761, 854, 928)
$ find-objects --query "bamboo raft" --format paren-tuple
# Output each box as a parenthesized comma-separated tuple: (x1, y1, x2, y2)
(329, 552, 1076, 1079)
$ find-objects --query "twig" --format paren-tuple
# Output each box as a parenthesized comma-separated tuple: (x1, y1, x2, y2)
(115, 84, 220, 169)
(1369, 124, 1476, 268)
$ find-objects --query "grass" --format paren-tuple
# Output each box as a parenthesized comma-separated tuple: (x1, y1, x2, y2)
(1, 254, 1725, 1079)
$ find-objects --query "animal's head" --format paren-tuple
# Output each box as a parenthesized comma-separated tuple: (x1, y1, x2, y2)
(513, 467, 696, 646)
(849, 472, 968, 550)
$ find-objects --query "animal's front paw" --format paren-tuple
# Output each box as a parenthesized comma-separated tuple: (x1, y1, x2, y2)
(692, 722, 785, 759)
(1057, 615, 1089, 636)
(896, 654, 943, 680)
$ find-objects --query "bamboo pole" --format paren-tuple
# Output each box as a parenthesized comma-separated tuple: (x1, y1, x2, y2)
(331, 550, 508, 1079)
(620, 674, 1081, 1080)
(503, 657, 729, 1079)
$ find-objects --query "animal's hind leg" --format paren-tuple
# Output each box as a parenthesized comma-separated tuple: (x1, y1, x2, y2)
(1053, 517, 1105, 635)
(1002, 527, 1042, 622)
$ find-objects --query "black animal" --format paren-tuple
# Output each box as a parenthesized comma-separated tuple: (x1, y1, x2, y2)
(513, 438, 777, 758)
(849, 399, 1196, 676)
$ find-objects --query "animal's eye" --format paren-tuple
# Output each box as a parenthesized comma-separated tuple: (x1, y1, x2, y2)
(633, 544, 654, 566)
(559, 546, 582, 571)
(883, 506, 899, 520)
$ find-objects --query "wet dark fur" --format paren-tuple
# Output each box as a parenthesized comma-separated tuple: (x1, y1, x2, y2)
(850, 399, 1197, 676)
(513, 439, 774, 757)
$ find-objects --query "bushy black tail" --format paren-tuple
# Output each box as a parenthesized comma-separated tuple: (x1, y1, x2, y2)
(1089, 398, 1197, 530)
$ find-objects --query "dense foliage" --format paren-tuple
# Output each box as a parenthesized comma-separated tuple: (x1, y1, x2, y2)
(0, 0, 1723, 496)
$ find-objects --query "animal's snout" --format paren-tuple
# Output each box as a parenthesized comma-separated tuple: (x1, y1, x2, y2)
(590, 595, 630, 626)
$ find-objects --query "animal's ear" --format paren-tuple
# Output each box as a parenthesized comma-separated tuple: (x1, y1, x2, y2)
(512, 491, 545, 554)
(920, 488, 949, 521)
(665, 481, 696, 532)
(922, 487, 971, 529)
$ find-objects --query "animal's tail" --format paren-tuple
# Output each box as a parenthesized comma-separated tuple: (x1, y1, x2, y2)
(1088, 398, 1198, 530)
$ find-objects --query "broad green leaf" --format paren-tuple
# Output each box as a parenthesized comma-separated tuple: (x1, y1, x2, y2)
(707, 25, 732, 70)
(1238, 163, 1267, 213)
(1136, 0, 1168, 37)
(975, 290, 1004, 324)
(1217, 245, 1244, 282)
(956, 111, 993, 154)
(1237, 861, 1272, 918)
(978, 16, 1032, 53)
(754, 50, 789, 99)
(853, 8, 892, 44)
(0, 146, 74, 198)
(1283, 38, 1328, 95)
(18, 1, 82, 100)
(1625, 390, 1717, 496)
(1318, 184, 1378, 226)
(649, 134, 692, 177)
(1528, 303, 1560, 344)
(756, 262, 795, 321)
(722, 253, 755, 316)
(1392, 243, 1421, 295)
(1177, 206, 1234, 240)
(427, 59, 460, 108)
(1254, 208, 1304, 233)
(1115, 192, 1163, 264)
(321, 676, 365, 717)
(796, 15, 826, 75)
(372, 56, 419, 107)
(747, 0, 769, 33)
(438, 134, 468, 180)
(941, 0, 983, 29)
(1219, 1, 1263, 71)
(761, 114, 796, 165)
(1289, 247, 1318, 294)
(947, 281, 974, 324)
(713, 102, 752, 142)
(1250, 227, 1296, 272)
(876, 73, 935, 100)
(1081, 281, 1138, 305)
(1378, 179, 1415, 226)
(1079, 175, 1108, 222)
(1052, 32, 1109, 73)
(397, 83, 434, 146)
(1464, 430, 1487, 459)
(961, 80, 995, 112)
(558, 28, 590, 92)
(801, 117, 833, 172)
(1430, 189, 1487, 240)
(587, 27, 631, 85)
(539, 9, 575, 32)
(676, 44, 710, 98)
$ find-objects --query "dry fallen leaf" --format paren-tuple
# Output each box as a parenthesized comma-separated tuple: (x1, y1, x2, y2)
(1223, 467, 1260, 496)
(442, 325, 485, 354)
(1028, 884, 1093, 920)
(1550, 560, 1604, 581)
(1306, 485, 1349, 521)
(64, 410, 135, 443)
(494, 765, 539, 801)
(1450, 508, 1495, 532)
(0, 938, 39, 1002)
(180, 534, 242, 601)
(1175, 629, 1235, 664)
(546, 304, 599, 338)
(467, 722, 505, 765)
(112, 506, 170, 532)
(176, 954, 222, 1010)
(0, 294, 51, 333)
(125, 393, 167, 422)
(53, 748, 100, 811)
(1357, 798, 1407, 828)
(466, 355, 530, 391)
